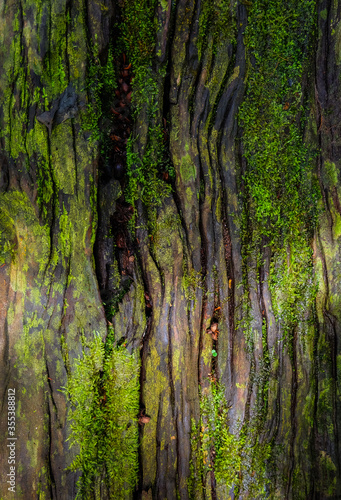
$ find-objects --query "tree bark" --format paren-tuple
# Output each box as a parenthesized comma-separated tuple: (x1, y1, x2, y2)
(0, 0, 340, 499)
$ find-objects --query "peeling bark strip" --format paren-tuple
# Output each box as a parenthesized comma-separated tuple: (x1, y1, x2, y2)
(0, 0, 340, 498)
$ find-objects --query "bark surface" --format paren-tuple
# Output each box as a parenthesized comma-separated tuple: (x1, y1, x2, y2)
(0, 0, 340, 499)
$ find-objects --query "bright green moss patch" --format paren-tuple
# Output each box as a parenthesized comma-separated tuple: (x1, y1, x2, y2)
(269, 240, 317, 346)
(0, 1, 84, 158)
(81, 42, 117, 147)
(59, 204, 73, 258)
(118, 0, 157, 70)
(64, 333, 140, 499)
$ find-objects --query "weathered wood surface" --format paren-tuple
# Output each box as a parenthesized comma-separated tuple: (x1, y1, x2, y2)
(0, 0, 340, 498)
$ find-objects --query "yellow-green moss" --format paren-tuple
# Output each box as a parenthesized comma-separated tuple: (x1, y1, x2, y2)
(65, 334, 140, 498)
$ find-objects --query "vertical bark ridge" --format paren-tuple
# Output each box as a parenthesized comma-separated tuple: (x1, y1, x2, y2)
(286, 329, 298, 498)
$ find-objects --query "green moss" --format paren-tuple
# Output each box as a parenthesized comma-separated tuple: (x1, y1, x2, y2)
(149, 203, 182, 275)
(240, 0, 317, 236)
(232, 2, 319, 494)
(126, 127, 172, 215)
(89, 174, 98, 248)
(36, 466, 49, 500)
(0, 5, 126, 490)
(0, 211, 16, 266)
(317, 378, 334, 434)
(51, 127, 77, 193)
(15, 313, 45, 382)
(81, 40, 117, 147)
(64, 333, 140, 499)
(0, 191, 50, 280)
(269, 241, 316, 346)
(0, 0, 86, 159)
(239, 0, 318, 353)
(190, 382, 271, 498)
(113, 0, 173, 220)
(182, 267, 203, 303)
(154, 208, 181, 247)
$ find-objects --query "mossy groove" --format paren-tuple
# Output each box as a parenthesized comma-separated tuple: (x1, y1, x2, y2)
(64, 334, 140, 499)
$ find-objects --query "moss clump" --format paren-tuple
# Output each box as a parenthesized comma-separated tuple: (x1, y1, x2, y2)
(115, 0, 173, 220)
(200, 383, 241, 490)
(0, 213, 16, 266)
(125, 128, 172, 212)
(190, 382, 271, 498)
(240, 0, 318, 240)
(64, 333, 140, 499)
(182, 267, 203, 303)
(81, 42, 117, 148)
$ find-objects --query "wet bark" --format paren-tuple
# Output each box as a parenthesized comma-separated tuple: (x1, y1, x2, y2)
(0, 0, 340, 499)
